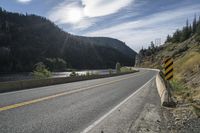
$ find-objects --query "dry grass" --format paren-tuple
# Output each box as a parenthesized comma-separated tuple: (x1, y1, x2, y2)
(170, 80, 191, 102)
(174, 52, 200, 81)
(120, 67, 136, 73)
(170, 51, 200, 103)
(192, 87, 200, 100)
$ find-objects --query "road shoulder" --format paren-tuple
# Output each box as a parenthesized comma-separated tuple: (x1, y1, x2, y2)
(84, 77, 169, 133)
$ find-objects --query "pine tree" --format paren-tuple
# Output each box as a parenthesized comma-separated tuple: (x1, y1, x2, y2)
(172, 30, 181, 43)
(150, 41, 155, 54)
(193, 14, 197, 33)
(180, 19, 191, 42)
(189, 24, 192, 35)
(166, 35, 172, 42)
(197, 16, 200, 35)
(197, 22, 200, 35)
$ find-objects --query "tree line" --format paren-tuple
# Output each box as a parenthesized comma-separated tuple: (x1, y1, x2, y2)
(138, 15, 200, 61)
(166, 15, 200, 43)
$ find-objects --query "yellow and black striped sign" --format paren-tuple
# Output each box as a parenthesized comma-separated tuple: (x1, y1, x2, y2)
(164, 57, 173, 81)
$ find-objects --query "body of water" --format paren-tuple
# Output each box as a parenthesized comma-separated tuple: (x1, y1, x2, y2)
(0, 69, 115, 82)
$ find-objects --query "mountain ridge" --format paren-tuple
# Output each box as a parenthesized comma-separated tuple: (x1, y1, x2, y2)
(0, 8, 137, 72)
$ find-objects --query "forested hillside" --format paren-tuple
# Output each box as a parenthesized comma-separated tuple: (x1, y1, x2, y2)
(0, 8, 136, 73)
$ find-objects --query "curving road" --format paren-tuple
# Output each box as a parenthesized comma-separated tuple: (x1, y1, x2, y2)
(0, 69, 159, 133)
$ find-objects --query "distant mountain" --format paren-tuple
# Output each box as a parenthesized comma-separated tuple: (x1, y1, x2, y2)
(0, 8, 137, 72)
(77, 36, 136, 57)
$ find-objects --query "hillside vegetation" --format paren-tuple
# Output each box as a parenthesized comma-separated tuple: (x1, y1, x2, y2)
(137, 17, 200, 131)
(0, 8, 136, 73)
(137, 16, 200, 104)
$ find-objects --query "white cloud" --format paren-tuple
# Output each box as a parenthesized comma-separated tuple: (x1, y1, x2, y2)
(73, 18, 96, 29)
(17, 0, 31, 4)
(48, 2, 96, 29)
(48, 0, 134, 28)
(85, 5, 200, 52)
(82, 0, 134, 17)
(86, 5, 200, 36)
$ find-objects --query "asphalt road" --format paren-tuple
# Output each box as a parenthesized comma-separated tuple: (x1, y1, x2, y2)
(0, 69, 158, 133)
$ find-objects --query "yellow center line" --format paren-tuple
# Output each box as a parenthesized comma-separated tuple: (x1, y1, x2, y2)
(0, 71, 148, 112)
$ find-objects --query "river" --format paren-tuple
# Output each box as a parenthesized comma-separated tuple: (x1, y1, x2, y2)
(0, 69, 116, 82)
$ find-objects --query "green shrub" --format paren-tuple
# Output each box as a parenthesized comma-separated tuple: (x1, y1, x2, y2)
(86, 71, 90, 76)
(170, 80, 193, 102)
(70, 71, 79, 77)
(33, 62, 51, 79)
(170, 80, 187, 92)
(84, 71, 99, 76)
(120, 67, 133, 72)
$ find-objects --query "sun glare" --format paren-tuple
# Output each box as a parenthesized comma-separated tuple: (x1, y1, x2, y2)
(67, 8, 83, 24)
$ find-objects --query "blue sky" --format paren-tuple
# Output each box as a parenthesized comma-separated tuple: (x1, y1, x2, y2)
(1, 0, 200, 52)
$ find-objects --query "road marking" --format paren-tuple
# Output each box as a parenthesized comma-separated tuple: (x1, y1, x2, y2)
(81, 76, 156, 133)
(0, 72, 148, 112)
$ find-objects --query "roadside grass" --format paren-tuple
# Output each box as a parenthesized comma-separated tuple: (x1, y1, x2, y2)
(170, 80, 193, 102)
(181, 53, 200, 72)
(192, 87, 200, 101)
(120, 67, 136, 73)
(174, 52, 200, 77)
(170, 80, 200, 117)
(170, 51, 200, 117)
(170, 80, 188, 94)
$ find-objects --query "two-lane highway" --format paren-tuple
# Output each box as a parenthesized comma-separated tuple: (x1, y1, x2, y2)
(0, 69, 159, 133)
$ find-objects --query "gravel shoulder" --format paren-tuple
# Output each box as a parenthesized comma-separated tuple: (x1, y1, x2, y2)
(162, 103, 200, 133)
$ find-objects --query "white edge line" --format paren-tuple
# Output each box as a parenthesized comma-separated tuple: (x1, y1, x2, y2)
(81, 75, 156, 133)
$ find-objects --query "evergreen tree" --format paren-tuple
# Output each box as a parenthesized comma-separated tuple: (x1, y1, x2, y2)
(166, 35, 171, 42)
(197, 22, 200, 35)
(193, 14, 197, 33)
(197, 16, 200, 35)
(150, 41, 155, 54)
(180, 19, 191, 42)
(172, 30, 181, 43)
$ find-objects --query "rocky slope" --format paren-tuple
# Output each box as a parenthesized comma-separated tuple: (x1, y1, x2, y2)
(137, 35, 200, 132)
